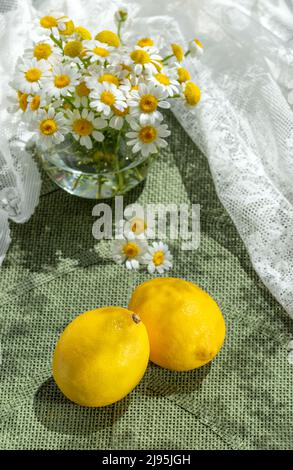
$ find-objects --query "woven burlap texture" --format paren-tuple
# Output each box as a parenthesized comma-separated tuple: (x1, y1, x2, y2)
(0, 114, 293, 450)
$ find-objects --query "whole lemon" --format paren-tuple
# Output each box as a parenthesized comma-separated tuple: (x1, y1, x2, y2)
(52, 307, 150, 407)
(129, 278, 225, 371)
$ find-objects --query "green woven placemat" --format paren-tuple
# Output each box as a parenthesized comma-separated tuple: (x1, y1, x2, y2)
(0, 113, 292, 450)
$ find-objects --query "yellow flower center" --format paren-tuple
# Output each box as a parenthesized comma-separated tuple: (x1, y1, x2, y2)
(123, 242, 140, 258)
(184, 82, 201, 106)
(132, 85, 139, 91)
(64, 40, 83, 58)
(139, 126, 157, 143)
(137, 37, 154, 47)
(112, 105, 129, 117)
(75, 81, 90, 97)
(130, 49, 151, 64)
(177, 67, 190, 83)
(155, 73, 170, 86)
(54, 74, 71, 88)
(139, 94, 158, 113)
(153, 251, 165, 266)
(95, 30, 120, 48)
(75, 26, 92, 40)
(73, 119, 93, 136)
(34, 43, 52, 60)
(93, 47, 109, 58)
(18, 92, 28, 111)
(100, 90, 116, 106)
(40, 119, 57, 135)
(171, 43, 184, 62)
(30, 95, 41, 111)
(98, 74, 119, 86)
(194, 38, 203, 48)
(130, 218, 147, 234)
(25, 68, 42, 82)
(40, 16, 58, 29)
(60, 20, 75, 36)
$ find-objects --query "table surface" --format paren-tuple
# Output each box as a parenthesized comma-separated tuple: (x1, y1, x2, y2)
(0, 113, 293, 450)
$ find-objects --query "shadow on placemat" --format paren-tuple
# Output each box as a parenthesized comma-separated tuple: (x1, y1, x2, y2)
(33, 377, 130, 435)
(145, 362, 211, 397)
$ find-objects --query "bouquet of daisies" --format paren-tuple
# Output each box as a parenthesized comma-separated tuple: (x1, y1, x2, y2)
(8, 8, 203, 159)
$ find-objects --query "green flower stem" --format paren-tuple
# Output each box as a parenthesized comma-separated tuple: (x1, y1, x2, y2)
(185, 50, 191, 57)
(50, 34, 63, 50)
(114, 131, 125, 192)
(72, 174, 83, 191)
(162, 53, 174, 63)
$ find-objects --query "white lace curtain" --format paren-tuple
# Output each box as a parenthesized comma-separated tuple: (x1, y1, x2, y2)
(1, 0, 293, 318)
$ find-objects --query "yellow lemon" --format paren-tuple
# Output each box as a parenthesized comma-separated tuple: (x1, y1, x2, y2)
(52, 306, 150, 407)
(129, 278, 225, 371)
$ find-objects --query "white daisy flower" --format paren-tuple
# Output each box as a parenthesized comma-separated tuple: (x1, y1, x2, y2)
(143, 241, 173, 274)
(73, 81, 91, 107)
(126, 118, 171, 157)
(83, 40, 113, 64)
(90, 82, 127, 117)
(25, 94, 47, 121)
(188, 38, 204, 58)
(148, 69, 180, 97)
(85, 66, 121, 91)
(129, 46, 163, 76)
(24, 42, 62, 65)
(43, 64, 80, 98)
(12, 58, 51, 94)
(116, 205, 150, 240)
(66, 108, 106, 149)
(128, 83, 170, 125)
(7, 91, 29, 115)
(30, 107, 68, 150)
(120, 76, 140, 97)
(112, 236, 148, 270)
(108, 105, 130, 130)
(36, 13, 75, 40)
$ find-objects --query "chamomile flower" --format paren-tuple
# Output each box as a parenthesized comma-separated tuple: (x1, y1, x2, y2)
(126, 118, 170, 157)
(95, 30, 120, 48)
(171, 43, 184, 63)
(177, 67, 191, 83)
(30, 107, 68, 150)
(13, 58, 51, 94)
(66, 108, 106, 149)
(112, 235, 147, 270)
(182, 81, 201, 107)
(25, 94, 47, 121)
(120, 75, 140, 97)
(74, 26, 92, 41)
(85, 66, 120, 90)
(24, 42, 53, 61)
(7, 91, 28, 114)
(37, 13, 74, 39)
(109, 105, 130, 130)
(143, 241, 173, 274)
(90, 82, 127, 117)
(128, 83, 170, 125)
(148, 70, 180, 97)
(123, 205, 153, 238)
(74, 81, 91, 107)
(83, 40, 113, 64)
(188, 38, 204, 58)
(129, 46, 163, 75)
(43, 64, 80, 98)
